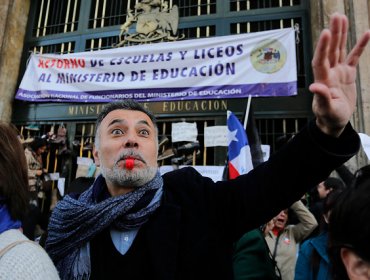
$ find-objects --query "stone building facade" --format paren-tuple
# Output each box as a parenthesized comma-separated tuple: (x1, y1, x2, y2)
(0, 0, 369, 171)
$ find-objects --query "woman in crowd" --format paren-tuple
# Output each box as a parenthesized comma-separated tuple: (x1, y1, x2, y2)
(295, 188, 344, 280)
(0, 122, 59, 279)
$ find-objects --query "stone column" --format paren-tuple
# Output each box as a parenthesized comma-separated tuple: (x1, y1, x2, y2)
(0, 0, 30, 122)
(351, 0, 370, 134)
(351, 0, 370, 167)
(310, 0, 345, 46)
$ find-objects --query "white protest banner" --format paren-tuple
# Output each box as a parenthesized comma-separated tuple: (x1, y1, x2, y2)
(16, 28, 297, 103)
(171, 122, 198, 142)
(204, 126, 228, 147)
(159, 165, 174, 175)
(191, 165, 225, 182)
(159, 165, 225, 182)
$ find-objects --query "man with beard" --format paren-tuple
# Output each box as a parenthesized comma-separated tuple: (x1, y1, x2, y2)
(45, 13, 370, 280)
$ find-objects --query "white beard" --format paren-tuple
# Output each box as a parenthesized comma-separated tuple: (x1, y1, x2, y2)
(100, 162, 157, 188)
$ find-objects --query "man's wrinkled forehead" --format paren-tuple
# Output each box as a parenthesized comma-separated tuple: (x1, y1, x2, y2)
(102, 109, 155, 129)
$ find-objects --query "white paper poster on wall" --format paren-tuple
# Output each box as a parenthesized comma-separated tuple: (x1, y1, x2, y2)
(58, 178, 65, 196)
(171, 122, 198, 142)
(204, 126, 228, 147)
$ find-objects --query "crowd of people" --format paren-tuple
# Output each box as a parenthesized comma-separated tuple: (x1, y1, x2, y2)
(0, 12, 369, 280)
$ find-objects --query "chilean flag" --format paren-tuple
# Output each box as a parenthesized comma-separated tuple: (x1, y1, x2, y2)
(227, 110, 254, 179)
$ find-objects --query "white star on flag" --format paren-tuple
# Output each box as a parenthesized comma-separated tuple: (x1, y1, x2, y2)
(228, 129, 238, 146)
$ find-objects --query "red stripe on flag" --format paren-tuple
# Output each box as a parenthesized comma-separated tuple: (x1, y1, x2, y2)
(228, 163, 240, 180)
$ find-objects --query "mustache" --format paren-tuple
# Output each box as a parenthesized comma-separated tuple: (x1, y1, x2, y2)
(115, 150, 146, 165)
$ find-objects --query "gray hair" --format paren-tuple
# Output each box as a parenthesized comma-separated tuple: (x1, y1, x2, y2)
(94, 100, 158, 149)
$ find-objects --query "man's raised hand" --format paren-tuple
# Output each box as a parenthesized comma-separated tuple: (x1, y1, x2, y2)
(310, 13, 370, 137)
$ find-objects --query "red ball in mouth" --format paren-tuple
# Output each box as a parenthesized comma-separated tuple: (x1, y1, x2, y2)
(125, 158, 135, 170)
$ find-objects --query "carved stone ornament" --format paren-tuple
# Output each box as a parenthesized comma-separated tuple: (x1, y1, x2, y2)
(114, 0, 184, 46)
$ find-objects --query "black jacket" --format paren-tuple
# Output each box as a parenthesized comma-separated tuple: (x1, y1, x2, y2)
(90, 121, 360, 280)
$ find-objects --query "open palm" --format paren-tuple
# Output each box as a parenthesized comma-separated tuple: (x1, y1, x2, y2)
(310, 13, 370, 137)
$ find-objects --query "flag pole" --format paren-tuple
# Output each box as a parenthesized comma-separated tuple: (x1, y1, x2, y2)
(243, 95, 252, 130)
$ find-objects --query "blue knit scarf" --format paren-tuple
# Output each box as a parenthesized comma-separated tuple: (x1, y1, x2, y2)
(45, 172, 163, 280)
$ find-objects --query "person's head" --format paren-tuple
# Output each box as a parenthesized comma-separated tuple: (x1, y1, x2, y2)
(328, 165, 370, 280)
(29, 137, 48, 155)
(317, 177, 345, 199)
(0, 122, 29, 221)
(319, 188, 343, 231)
(93, 100, 159, 194)
(272, 208, 289, 231)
